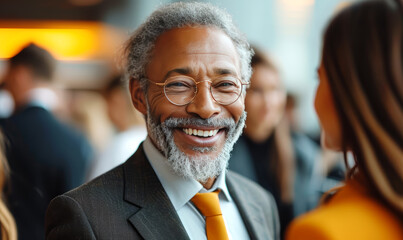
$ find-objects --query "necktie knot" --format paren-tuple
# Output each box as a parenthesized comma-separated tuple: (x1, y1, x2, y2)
(191, 190, 222, 217)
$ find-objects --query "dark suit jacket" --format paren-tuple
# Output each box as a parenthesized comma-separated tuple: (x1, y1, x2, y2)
(228, 134, 320, 238)
(46, 144, 280, 240)
(0, 105, 93, 240)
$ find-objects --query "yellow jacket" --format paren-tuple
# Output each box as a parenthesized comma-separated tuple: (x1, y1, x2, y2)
(286, 181, 403, 240)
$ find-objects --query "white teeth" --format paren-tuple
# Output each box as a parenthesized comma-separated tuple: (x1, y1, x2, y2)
(182, 128, 219, 137)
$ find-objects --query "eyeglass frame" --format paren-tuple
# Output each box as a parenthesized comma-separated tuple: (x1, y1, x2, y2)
(142, 75, 250, 106)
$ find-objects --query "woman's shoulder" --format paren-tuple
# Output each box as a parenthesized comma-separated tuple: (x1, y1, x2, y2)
(285, 182, 403, 240)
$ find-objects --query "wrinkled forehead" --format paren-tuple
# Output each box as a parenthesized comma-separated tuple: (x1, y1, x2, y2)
(148, 26, 241, 74)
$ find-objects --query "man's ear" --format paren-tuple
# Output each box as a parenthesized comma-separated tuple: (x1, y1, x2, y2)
(129, 78, 147, 115)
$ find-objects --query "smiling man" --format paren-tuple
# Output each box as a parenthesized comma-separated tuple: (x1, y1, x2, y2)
(46, 2, 279, 240)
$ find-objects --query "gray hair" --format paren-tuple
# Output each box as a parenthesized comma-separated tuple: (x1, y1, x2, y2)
(124, 2, 253, 89)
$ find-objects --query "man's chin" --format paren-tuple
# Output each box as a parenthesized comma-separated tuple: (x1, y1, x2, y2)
(164, 140, 227, 182)
(146, 108, 247, 183)
(178, 144, 219, 154)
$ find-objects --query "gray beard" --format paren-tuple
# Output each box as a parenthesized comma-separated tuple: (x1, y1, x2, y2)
(146, 107, 246, 183)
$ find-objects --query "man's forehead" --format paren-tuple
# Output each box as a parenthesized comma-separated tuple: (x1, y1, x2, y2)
(147, 26, 241, 75)
(153, 26, 237, 55)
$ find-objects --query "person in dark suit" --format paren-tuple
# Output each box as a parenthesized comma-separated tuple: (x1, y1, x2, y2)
(0, 43, 94, 240)
(45, 2, 280, 239)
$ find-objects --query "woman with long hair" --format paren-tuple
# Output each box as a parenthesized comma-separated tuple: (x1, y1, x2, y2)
(0, 131, 17, 240)
(286, 0, 403, 239)
(229, 46, 321, 238)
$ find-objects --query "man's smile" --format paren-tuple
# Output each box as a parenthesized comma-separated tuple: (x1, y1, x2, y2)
(162, 117, 233, 145)
(173, 126, 226, 148)
(182, 128, 220, 137)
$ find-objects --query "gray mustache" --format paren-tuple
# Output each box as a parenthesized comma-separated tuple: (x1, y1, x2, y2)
(162, 117, 236, 129)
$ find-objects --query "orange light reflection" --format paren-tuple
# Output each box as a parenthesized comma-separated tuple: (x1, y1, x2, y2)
(0, 21, 124, 61)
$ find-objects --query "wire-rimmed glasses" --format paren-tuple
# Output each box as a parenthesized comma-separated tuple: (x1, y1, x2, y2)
(145, 75, 249, 106)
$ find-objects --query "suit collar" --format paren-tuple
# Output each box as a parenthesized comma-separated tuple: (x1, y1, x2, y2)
(123, 145, 190, 240)
(142, 137, 233, 210)
(142, 137, 202, 211)
(226, 171, 274, 240)
(122, 144, 273, 240)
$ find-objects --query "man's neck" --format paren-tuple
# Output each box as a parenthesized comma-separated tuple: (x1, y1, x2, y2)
(146, 137, 220, 190)
(12, 94, 31, 111)
(200, 178, 216, 190)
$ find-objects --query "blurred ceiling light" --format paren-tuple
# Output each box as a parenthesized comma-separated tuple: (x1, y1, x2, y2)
(0, 21, 125, 61)
(279, 0, 315, 8)
(0, 28, 99, 60)
(69, 0, 102, 6)
(335, 1, 352, 13)
(276, 0, 315, 31)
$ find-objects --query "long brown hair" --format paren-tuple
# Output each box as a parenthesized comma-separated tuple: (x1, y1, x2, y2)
(0, 131, 17, 240)
(322, 0, 403, 215)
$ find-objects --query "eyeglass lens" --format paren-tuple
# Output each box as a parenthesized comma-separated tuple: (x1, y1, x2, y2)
(163, 76, 242, 105)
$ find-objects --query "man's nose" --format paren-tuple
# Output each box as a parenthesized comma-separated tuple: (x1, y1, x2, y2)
(186, 82, 221, 119)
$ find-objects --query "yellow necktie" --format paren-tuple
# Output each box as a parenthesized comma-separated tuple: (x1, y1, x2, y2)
(191, 190, 229, 240)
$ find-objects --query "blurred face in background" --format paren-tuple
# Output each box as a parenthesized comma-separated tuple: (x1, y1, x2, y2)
(2, 65, 26, 101)
(105, 88, 129, 132)
(1, 64, 36, 109)
(244, 64, 286, 143)
(314, 62, 342, 150)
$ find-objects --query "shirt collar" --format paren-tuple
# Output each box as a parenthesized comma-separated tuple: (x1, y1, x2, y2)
(27, 88, 59, 111)
(143, 137, 232, 211)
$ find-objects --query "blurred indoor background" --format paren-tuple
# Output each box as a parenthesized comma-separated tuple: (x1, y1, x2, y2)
(0, 0, 356, 146)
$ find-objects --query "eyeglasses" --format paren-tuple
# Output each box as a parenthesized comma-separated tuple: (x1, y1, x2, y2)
(145, 75, 249, 106)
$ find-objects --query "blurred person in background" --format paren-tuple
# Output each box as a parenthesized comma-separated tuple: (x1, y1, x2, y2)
(286, 0, 403, 239)
(67, 90, 112, 153)
(285, 93, 346, 201)
(0, 130, 17, 240)
(87, 74, 147, 180)
(229, 46, 321, 238)
(0, 43, 94, 240)
(0, 90, 14, 119)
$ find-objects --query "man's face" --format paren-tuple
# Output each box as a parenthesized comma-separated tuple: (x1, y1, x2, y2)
(1, 64, 32, 104)
(1, 66, 18, 98)
(132, 26, 246, 182)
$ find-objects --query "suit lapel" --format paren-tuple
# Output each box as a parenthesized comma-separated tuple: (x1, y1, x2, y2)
(226, 172, 273, 240)
(123, 145, 190, 240)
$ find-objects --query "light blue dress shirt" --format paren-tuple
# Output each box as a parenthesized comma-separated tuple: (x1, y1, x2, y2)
(143, 137, 250, 240)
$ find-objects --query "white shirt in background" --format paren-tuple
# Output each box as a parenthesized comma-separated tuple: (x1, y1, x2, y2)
(0, 90, 14, 118)
(87, 126, 147, 180)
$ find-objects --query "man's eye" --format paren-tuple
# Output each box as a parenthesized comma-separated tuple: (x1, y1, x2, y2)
(216, 81, 236, 87)
(165, 81, 194, 93)
(214, 76, 239, 86)
(213, 79, 240, 92)
(166, 81, 188, 87)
